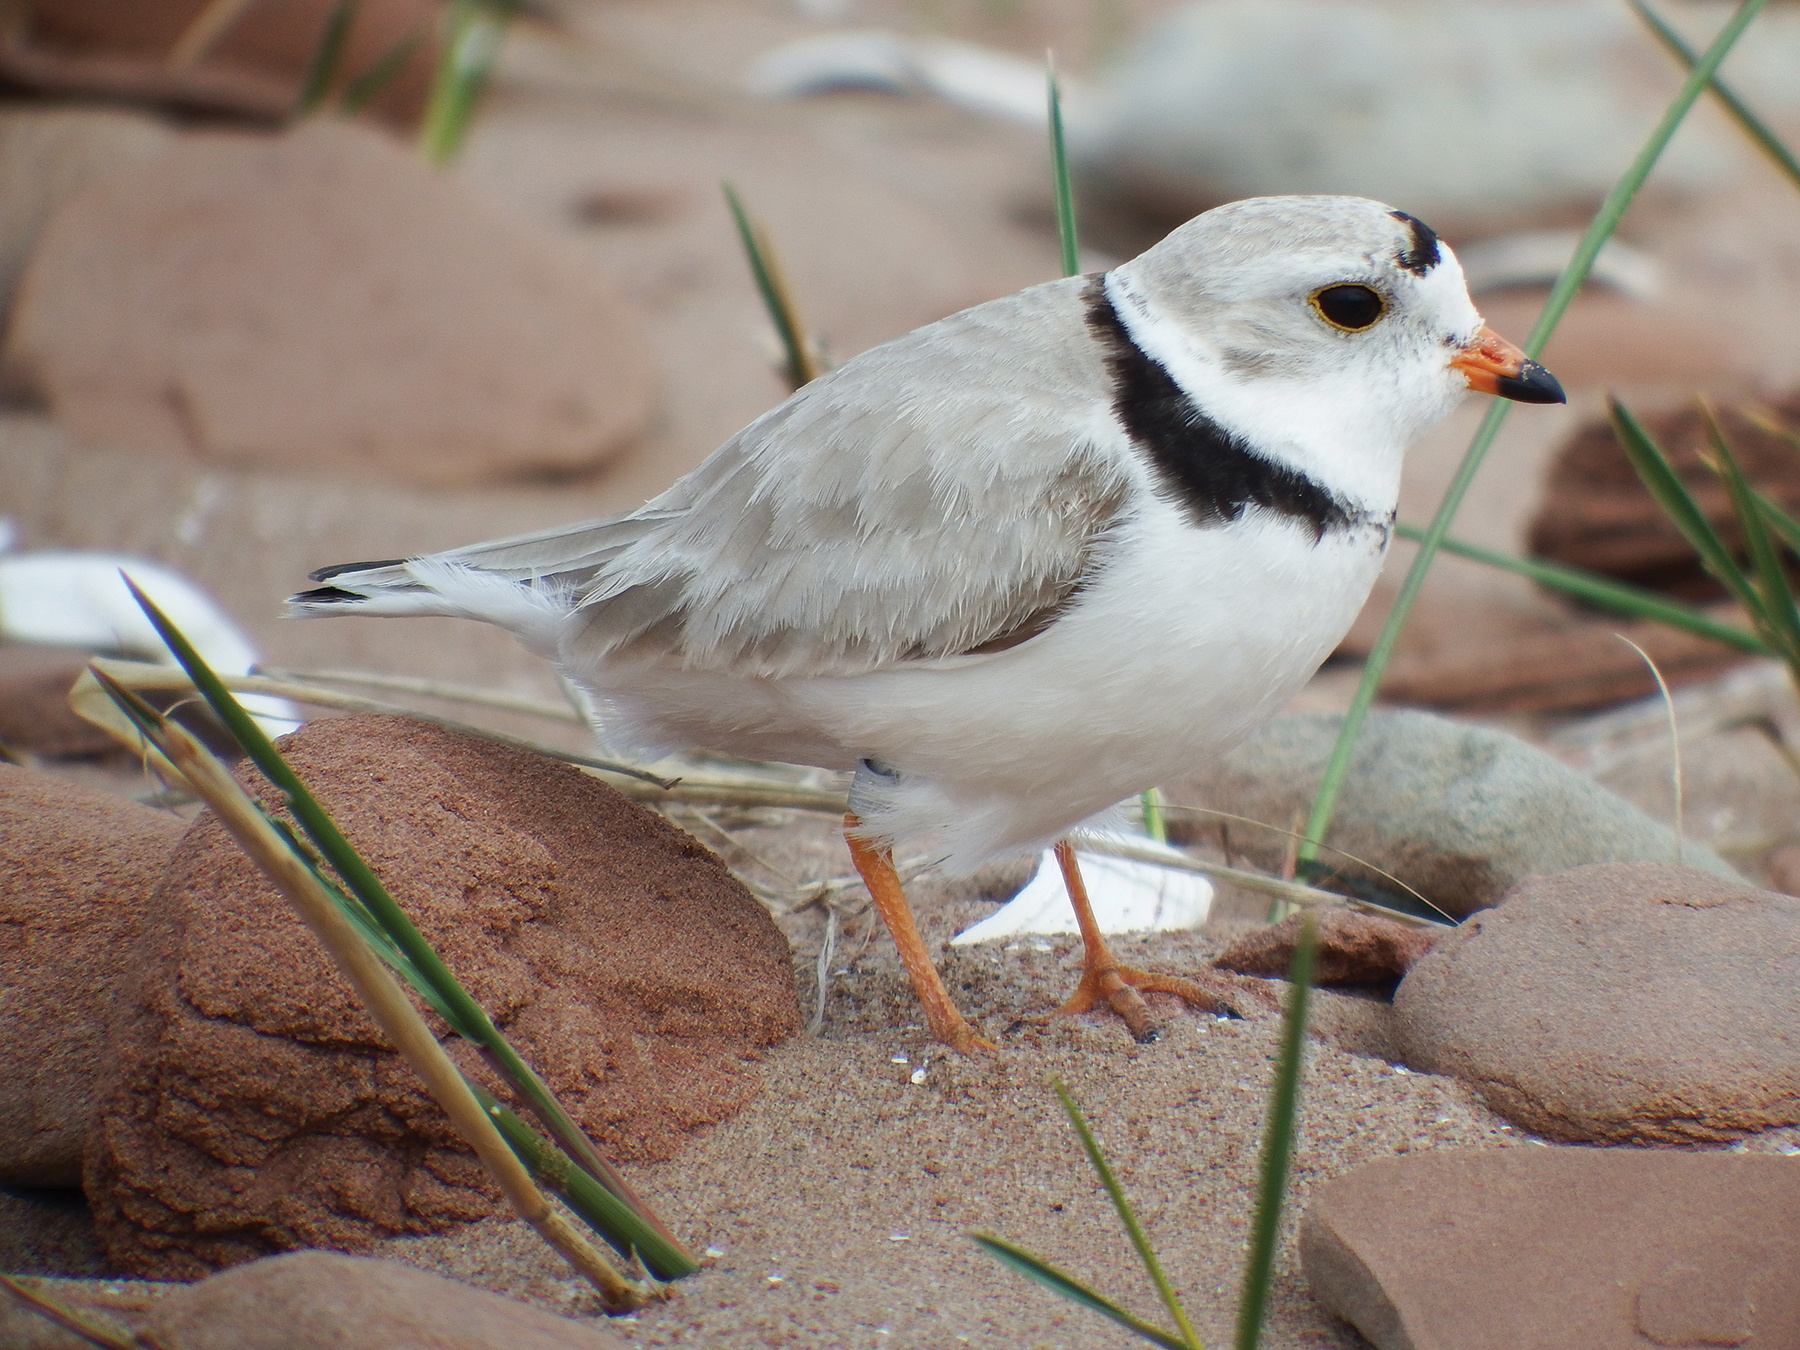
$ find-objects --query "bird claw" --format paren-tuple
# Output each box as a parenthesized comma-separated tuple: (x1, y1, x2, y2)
(1055, 963, 1279, 1039)
(923, 1007, 998, 1055)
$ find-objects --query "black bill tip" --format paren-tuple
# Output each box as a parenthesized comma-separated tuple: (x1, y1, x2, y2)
(1494, 359, 1566, 405)
(290, 585, 364, 605)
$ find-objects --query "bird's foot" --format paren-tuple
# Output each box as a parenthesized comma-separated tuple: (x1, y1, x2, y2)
(929, 1011, 1000, 1056)
(1054, 962, 1282, 1042)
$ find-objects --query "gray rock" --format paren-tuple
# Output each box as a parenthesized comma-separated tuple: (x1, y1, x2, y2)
(1394, 863, 1800, 1142)
(1301, 1147, 1800, 1350)
(1167, 709, 1738, 920)
(1082, 0, 1732, 238)
(141, 1250, 629, 1350)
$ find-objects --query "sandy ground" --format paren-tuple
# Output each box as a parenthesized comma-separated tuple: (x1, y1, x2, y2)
(2, 924, 1513, 1350)
(8, 735, 1800, 1347)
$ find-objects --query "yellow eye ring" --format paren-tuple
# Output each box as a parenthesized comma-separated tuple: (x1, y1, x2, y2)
(1310, 284, 1386, 332)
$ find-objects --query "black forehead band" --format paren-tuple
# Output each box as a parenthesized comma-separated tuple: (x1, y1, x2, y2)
(1389, 210, 1441, 275)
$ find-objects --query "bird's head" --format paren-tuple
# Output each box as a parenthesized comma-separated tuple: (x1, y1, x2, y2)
(1109, 195, 1564, 456)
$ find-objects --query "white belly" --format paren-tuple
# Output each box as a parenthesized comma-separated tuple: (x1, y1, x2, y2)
(577, 502, 1388, 871)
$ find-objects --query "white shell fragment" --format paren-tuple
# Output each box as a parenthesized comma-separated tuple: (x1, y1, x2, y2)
(951, 837, 1213, 946)
(0, 546, 300, 737)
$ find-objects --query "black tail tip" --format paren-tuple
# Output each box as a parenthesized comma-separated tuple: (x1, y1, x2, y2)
(307, 556, 408, 583)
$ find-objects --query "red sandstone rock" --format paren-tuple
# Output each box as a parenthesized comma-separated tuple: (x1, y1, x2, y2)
(140, 1250, 631, 1350)
(0, 644, 116, 757)
(0, 0, 441, 125)
(1374, 610, 1748, 713)
(1212, 910, 1439, 986)
(1528, 394, 1800, 600)
(0, 764, 186, 1186)
(85, 714, 799, 1278)
(1394, 862, 1800, 1142)
(6, 120, 658, 486)
(1301, 1148, 1800, 1350)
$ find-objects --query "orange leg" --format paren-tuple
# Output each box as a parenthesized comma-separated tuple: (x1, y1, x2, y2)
(844, 814, 996, 1054)
(1052, 839, 1275, 1041)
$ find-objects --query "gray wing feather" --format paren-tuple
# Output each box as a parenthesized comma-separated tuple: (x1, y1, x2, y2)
(324, 276, 1134, 677)
(562, 275, 1133, 678)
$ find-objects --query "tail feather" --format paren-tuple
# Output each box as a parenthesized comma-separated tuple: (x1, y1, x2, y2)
(308, 556, 408, 583)
(287, 512, 670, 648)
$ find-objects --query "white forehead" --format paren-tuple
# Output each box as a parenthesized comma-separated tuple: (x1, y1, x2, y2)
(1126, 195, 1439, 298)
(1120, 193, 1480, 336)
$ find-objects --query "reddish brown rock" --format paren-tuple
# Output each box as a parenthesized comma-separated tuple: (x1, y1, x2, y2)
(1394, 863, 1800, 1142)
(141, 1250, 630, 1350)
(5, 120, 657, 486)
(1528, 394, 1800, 600)
(0, 0, 440, 125)
(0, 643, 117, 757)
(1301, 1148, 1800, 1350)
(0, 108, 179, 332)
(0, 764, 185, 1186)
(85, 714, 799, 1278)
(0, 1251, 631, 1350)
(1213, 910, 1440, 987)
(1375, 609, 1748, 713)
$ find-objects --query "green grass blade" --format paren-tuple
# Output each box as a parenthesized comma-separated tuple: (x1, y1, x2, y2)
(298, 0, 357, 115)
(1047, 58, 1080, 279)
(1740, 417, 1800, 554)
(1298, 0, 1769, 867)
(1391, 521, 1769, 656)
(1755, 490, 1800, 557)
(339, 26, 425, 114)
(1702, 408, 1800, 663)
(420, 0, 514, 165)
(1608, 399, 1762, 615)
(968, 1235, 1195, 1350)
(721, 182, 818, 390)
(1233, 912, 1318, 1350)
(1053, 1082, 1204, 1349)
(115, 576, 699, 1280)
(1629, 0, 1800, 190)
(471, 1083, 689, 1277)
(1140, 785, 1168, 844)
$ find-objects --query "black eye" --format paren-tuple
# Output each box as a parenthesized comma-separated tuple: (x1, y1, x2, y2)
(1311, 284, 1386, 332)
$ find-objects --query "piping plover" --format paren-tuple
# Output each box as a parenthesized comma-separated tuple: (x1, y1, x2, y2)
(293, 195, 1562, 1052)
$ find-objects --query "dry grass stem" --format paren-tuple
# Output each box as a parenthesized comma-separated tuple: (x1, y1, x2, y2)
(1614, 634, 1686, 862)
(1067, 830, 1440, 927)
(70, 659, 671, 787)
(69, 663, 1430, 922)
(0, 1276, 136, 1350)
(166, 0, 255, 67)
(263, 667, 587, 723)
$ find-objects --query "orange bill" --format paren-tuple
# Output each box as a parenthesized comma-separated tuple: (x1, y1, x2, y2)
(1450, 325, 1565, 404)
